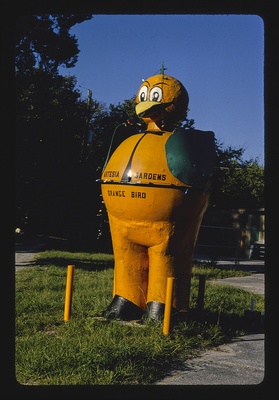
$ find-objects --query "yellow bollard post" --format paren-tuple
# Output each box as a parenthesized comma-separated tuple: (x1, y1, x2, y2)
(163, 277, 175, 335)
(64, 265, 75, 322)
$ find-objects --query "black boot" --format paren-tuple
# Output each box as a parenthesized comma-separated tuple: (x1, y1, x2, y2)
(103, 295, 144, 321)
(143, 302, 188, 325)
(143, 301, 165, 322)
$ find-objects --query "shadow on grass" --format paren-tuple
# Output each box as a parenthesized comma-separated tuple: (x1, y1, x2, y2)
(188, 307, 265, 336)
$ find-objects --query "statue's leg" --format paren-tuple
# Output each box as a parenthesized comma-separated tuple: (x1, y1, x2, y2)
(143, 236, 194, 323)
(171, 190, 210, 321)
(144, 236, 175, 321)
(144, 190, 210, 323)
(103, 214, 149, 321)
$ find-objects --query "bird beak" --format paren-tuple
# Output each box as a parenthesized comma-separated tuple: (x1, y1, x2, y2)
(135, 101, 163, 117)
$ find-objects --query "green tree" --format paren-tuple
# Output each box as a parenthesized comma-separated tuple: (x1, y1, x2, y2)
(210, 139, 264, 209)
(15, 14, 95, 244)
(15, 72, 90, 236)
(15, 14, 93, 74)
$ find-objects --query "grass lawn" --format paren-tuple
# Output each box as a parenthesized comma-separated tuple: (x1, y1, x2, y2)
(15, 251, 264, 385)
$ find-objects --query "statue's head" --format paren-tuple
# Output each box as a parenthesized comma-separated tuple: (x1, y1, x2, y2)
(135, 74, 189, 128)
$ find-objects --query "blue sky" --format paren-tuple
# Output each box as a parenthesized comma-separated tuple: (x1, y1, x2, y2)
(60, 14, 264, 165)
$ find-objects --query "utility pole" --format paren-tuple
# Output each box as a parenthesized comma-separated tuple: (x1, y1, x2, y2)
(80, 89, 93, 162)
(86, 89, 92, 132)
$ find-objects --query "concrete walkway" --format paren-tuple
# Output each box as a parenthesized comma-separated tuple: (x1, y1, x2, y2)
(155, 333, 265, 385)
(210, 273, 264, 295)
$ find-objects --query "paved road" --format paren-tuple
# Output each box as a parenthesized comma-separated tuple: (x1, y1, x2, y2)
(15, 251, 39, 267)
(15, 239, 47, 268)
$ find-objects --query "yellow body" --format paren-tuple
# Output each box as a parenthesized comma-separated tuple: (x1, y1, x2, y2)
(101, 131, 209, 312)
(102, 131, 190, 221)
(100, 73, 213, 321)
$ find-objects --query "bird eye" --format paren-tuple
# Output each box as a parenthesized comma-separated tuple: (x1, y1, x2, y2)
(138, 86, 148, 102)
(150, 87, 163, 102)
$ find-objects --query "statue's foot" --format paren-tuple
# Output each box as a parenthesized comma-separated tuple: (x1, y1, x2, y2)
(103, 295, 143, 321)
(143, 301, 188, 325)
(143, 301, 165, 322)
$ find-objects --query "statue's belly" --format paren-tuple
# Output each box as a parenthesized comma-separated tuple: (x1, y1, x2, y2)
(101, 131, 190, 221)
(101, 183, 188, 221)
